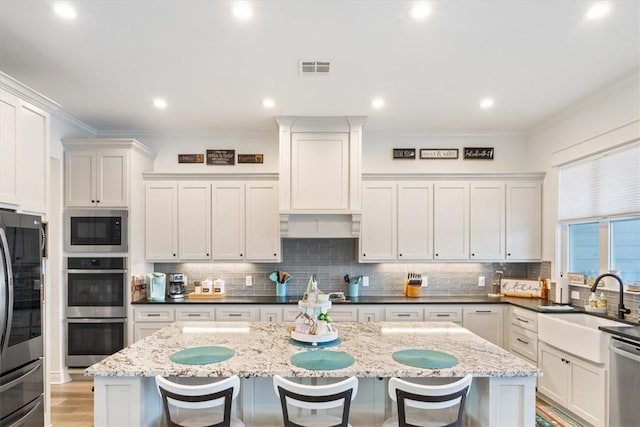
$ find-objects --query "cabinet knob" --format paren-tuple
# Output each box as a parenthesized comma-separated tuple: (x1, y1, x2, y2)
(240, 253, 243, 257)
(399, 253, 403, 257)
(273, 253, 277, 257)
(507, 253, 511, 257)
(91, 200, 95, 203)
(471, 253, 475, 257)
(363, 253, 366, 257)
(173, 253, 176, 257)
(96, 200, 100, 203)
(206, 253, 210, 257)
(435, 253, 439, 257)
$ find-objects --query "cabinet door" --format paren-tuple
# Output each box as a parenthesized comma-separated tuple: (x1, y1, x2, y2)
(212, 182, 245, 260)
(215, 306, 257, 321)
(538, 344, 568, 405)
(506, 182, 542, 260)
(0, 90, 18, 205)
(568, 357, 606, 426)
(462, 306, 503, 346)
(175, 307, 214, 321)
(178, 182, 211, 260)
(133, 322, 171, 342)
(434, 182, 469, 260)
(245, 182, 280, 261)
(385, 307, 423, 321)
(291, 132, 349, 210)
(425, 306, 462, 324)
(17, 102, 49, 213)
(95, 150, 128, 207)
(360, 183, 396, 262)
(145, 183, 178, 261)
(469, 181, 505, 260)
(65, 151, 95, 207)
(260, 307, 283, 322)
(358, 308, 384, 323)
(397, 182, 433, 260)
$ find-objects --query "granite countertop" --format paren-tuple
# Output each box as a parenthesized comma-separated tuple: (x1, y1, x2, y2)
(132, 294, 561, 312)
(86, 321, 541, 379)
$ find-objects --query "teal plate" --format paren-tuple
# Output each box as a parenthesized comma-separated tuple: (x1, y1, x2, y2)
(170, 346, 234, 365)
(290, 350, 354, 371)
(392, 349, 458, 369)
(289, 337, 343, 348)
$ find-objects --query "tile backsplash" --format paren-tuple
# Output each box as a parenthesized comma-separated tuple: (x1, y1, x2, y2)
(154, 238, 551, 297)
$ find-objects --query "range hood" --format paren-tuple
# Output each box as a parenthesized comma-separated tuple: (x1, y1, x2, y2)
(276, 116, 365, 238)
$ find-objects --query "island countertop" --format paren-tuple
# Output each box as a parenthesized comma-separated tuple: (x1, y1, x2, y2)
(86, 321, 541, 379)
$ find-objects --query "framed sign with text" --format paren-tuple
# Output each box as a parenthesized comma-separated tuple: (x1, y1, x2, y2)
(420, 149, 459, 159)
(206, 149, 235, 165)
(238, 154, 264, 164)
(393, 148, 416, 159)
(463, 147, 494, 160)
(178, 154, 204, 164)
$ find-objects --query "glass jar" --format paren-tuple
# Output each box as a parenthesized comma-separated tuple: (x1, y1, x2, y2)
(589, 292, 598, 308)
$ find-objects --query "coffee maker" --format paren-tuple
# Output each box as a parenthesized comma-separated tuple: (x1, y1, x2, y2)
(168, 273, 187, 299)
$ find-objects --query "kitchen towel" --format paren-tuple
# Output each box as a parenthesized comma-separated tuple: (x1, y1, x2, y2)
(290, 350, 354, 371)
(170, 346, 234, 365)
(392, 349, 458, 369)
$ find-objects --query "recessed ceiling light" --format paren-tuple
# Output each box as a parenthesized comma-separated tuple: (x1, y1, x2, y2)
(262, 98, 275, 109)
(479, 98, 494, 110)
(54, 3, 77, 19)
(409, 2, 431, 20)
(372, 97, 385, 109)
(153, 98, 167, 109)
(232, 2, 253, 20)
(585, 3, 611, 21)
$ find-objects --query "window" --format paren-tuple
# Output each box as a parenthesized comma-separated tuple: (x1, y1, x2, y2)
(568, 222, 599, 280)
(611, 218, 640, 284)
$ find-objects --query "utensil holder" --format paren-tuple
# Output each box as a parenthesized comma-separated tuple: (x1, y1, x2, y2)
(276, 282, 286, 297)
(348, 282, 359, 297)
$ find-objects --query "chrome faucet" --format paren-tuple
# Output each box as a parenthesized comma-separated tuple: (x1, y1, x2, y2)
(590, 273, 630, 320)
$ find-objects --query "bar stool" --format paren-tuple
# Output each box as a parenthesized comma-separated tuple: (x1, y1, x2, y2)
(382, 374, 473, 427)
(155, 375, 245, 427)
(273, 375, 359, 427)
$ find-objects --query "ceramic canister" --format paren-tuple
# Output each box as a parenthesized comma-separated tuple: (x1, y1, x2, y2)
(214, 279, 225, 294)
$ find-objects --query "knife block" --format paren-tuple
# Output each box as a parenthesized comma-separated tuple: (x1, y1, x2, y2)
(405, 282, 422, 298)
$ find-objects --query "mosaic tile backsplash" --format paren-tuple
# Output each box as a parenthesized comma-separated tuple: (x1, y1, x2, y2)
(154, 238, 551, 297)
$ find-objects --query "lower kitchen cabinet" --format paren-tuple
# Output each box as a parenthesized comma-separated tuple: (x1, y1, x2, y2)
(132, 307, 176, 342)
(358, 308, 384, 322)
(507, 306, 538, 364)
(462, 305, 503, 346)
(259, 307, 283, 322)
(538, 342, 607, 427)
(424, 305, 462, 324)
(385, 306, 424, 321)
(215, 306, 258, 321)
(175, 306, 215, 321)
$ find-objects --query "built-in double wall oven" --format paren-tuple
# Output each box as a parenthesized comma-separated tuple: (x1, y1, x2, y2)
(65, 257, 127, 367)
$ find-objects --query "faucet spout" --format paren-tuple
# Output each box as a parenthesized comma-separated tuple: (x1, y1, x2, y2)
(590, 273, 630, 320)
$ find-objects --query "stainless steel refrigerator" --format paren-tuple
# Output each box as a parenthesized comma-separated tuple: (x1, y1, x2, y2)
(0, 211, 44, 426)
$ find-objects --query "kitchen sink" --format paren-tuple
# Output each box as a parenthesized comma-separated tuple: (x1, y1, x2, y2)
(538, 313, 631, 363)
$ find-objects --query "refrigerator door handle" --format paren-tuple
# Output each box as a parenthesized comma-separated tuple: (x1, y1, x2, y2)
(0, 358, 42, 393)
(4, 394, 43, 427)
(0, 226, 12, 352)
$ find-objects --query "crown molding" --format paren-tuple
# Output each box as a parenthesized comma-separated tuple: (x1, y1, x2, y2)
(95, 128, 277, 139)
(52, 110, 97, 136)
(362, 172, 546, 181)
(0, 72, 61, 112)
(62, 138, 157, 159)
(142, 172, 278, 181)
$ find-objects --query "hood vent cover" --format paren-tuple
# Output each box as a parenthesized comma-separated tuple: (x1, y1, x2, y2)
(300, 61, 331, 76)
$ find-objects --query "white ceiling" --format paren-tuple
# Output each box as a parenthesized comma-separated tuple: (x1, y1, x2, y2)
(1, 1, 638, 133)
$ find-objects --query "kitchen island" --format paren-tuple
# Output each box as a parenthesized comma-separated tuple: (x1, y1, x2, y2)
(87, 321, 540, 426)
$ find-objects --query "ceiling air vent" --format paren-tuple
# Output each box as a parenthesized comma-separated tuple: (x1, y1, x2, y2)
(299, 61, 331, 76)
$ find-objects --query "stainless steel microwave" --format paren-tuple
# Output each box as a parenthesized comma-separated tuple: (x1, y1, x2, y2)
(64, 209, 128, 252)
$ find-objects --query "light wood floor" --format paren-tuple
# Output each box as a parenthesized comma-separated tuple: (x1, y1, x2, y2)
(50, 380, 580, 427)
(50, 380, 94, 427)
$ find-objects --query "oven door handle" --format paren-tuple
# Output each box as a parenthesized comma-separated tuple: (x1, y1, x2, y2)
(66, 269, 127, 274)
(610, 343, 640, 363)
(67, 318, 127, 324)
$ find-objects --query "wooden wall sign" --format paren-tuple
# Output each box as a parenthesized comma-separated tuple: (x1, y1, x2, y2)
(238, 154, 264, 164)
(393, 148, 416, 159)
(463, 147, 494, 160)
(420, 149, 458, 159)
(206, 149, 235, 165)
(178, 154, 204, 163)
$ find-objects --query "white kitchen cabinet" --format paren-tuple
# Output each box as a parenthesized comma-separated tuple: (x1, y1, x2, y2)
(538, 342, 607, 427)
(145, 182, 178, 261)
(215, 306, 258, 321)
(360, 182, 396, 261)
(507, 307, 538, 364)
(433, 182, 469, 260)
(132, 306, 176, 343)
(290, 132, 350, 211)
(175, 306, 215, 321)
(469, 181, 505, 260)
(424, 306, 462, 324)
(178, 182, 211, 260)
(0, 88, 50, 214)
(323, 306, 358, 322)
(64, 149, 128, 208)
(360, 181, 433, 262)
(358, 308, 384, 323)
(462, 305, 503, 346)
(212, 181, 280, 262)
(385, 306, 424, 321)
(133, 322, 171, 342)
(260, 307, 283, 322)
(506, 181, 542, 260)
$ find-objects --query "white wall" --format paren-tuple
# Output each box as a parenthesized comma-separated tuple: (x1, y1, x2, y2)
(47, 114, 94, 384)
(526, 72, 640, 278)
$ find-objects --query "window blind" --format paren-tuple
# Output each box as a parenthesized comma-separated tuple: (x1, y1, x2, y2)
(559, 144, 640, 221)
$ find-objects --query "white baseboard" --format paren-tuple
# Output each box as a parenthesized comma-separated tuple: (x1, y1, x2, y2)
(49, 370, 71, 384)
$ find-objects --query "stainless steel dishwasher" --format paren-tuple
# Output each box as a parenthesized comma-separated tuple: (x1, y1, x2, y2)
(609, 336, 640, 427)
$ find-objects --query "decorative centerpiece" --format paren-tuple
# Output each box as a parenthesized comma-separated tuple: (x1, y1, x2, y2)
(290, 275, 339, 345)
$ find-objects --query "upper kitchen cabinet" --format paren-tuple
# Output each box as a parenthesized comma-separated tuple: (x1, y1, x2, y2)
(469, 181, 505, 260)
(276, 116, 365, 238)
(178, 182, 212, 260)
(434, 182, 470, 260)
(212, 181, 280, 262)
(1, 73, 58, 215)
(360, 181, 434, 262)
(62, 139, 156, 208)
(145, 182, 179, 261)
(505, 181, 542, 260)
